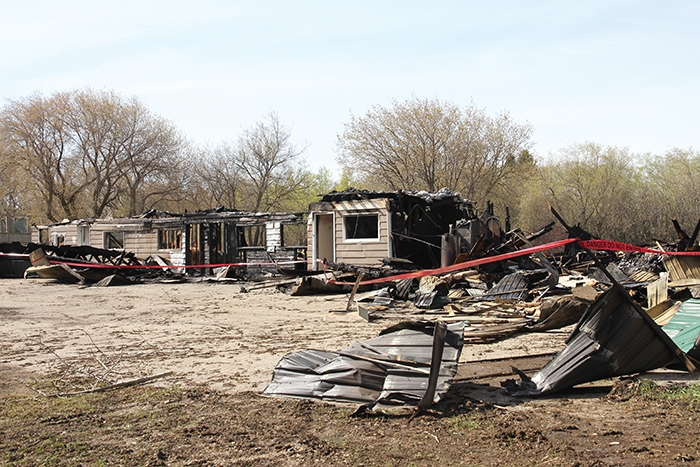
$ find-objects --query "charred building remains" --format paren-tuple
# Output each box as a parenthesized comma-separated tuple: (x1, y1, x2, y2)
(307, 188, 495, 270)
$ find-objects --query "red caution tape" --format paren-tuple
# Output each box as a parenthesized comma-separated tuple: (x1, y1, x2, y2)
(327, 238, 700, 286)
(579, 240, 700, 256)
(327, 238, 578, 286)
(4, 237, 699, 282)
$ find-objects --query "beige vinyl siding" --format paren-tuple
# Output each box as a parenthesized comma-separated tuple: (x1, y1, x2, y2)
(51, 225, 79, 245)
(306, 214, 314, 270)
(89, 224, 166, 261)
(89, 227, 105, 248)
(333, 199, 390, 267)
(124, 232, 160, 259)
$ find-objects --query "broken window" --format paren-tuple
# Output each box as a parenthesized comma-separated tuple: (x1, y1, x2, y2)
(12, 217, 28, 233)
(103, 231, 124, 250)
(282, 223, 307, 247)
(158, 229, 182, 250)
(239, 225, 266, 247)
(344, 214, 379, 240)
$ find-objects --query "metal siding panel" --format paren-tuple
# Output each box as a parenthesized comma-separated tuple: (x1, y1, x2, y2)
(664, 256, 700, 282)
(662, 299, 700, 352)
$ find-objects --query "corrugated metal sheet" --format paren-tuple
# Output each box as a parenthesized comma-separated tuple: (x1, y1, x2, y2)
(504, 286, 687, 396)
(481, 271, 529, 301)
(263, 322, 464, 407)
(662, 299, 700, 353)
(589, 264, 632, 285)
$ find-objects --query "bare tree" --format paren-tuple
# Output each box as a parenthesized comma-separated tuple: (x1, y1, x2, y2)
(517, 142, 643, 242)
(336, 97, 534, 206)
(116, 102, 187, 216)
(197, 112, 311, 213)
(0, 89, 189, 221)
(1, 92, 89, 221)
(641, 147, 700, 242)
(235, 112, 310, 212)
(0, 137, 30, 217)
(196, 143, 243, 210)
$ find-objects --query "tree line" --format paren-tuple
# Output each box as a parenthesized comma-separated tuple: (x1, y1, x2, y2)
(0, 89, 697, 245)
(0, 89, 332, 224)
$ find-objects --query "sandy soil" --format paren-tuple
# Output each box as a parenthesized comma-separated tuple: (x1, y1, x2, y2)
(0, 277, 573, 396)
(4, 278, 700, 466)
(1, 278, 377, 394)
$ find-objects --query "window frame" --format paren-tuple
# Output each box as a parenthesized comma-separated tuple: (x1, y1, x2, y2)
(158, 228, 182, 250)
(103, 231, 124, 250)
(342, 213, 380, 243)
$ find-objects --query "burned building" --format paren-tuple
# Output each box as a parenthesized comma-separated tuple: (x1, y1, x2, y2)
(182, 208, 307, 270)
(307, 188, 481, 270)
(29, 208, 308, 274)
(0, 214, 31, 244)
(31, 211, 185, 267)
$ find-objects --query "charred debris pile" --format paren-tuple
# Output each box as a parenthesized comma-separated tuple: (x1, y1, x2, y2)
(269, 190, 700, 403)
(293, 209, 691, 339)
(0, 242, 181, 285)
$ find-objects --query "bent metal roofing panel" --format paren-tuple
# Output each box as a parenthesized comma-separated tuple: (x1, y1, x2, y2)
(262, 322, 465, 406)
(662, 298, 700, 354)
(503, 286, 690, 397)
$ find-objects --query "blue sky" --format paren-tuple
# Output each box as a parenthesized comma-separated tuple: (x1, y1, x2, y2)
(2, 1, 698, 173)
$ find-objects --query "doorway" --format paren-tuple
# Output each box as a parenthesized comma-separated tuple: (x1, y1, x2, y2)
(313, 213, 334, 270)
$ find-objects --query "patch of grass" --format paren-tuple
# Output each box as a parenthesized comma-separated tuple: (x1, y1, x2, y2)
(22, 434, 90, 465)
(638, 380, 700, 410)
(125, 383, 184, 403)
(0, 392, 96, 425)
(447, 412, 482, 433)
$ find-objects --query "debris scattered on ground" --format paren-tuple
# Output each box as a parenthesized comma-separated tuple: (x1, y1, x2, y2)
(6, 197, 700, 403)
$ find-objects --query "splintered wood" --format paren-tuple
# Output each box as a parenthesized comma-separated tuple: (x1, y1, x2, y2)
(363, 299, 540, 343)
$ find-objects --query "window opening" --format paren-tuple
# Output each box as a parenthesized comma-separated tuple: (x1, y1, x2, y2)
(104, 231, 124, 249)
(344, 214, 379, 240)
(282, 223, 307, 247)
(239, 225, 266, 247)
(12, 218, 28, 233)
(158, 229, 182, 250)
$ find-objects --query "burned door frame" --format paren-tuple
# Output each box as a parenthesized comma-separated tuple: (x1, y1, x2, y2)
(186, 223, 202, 268)
(312, 212, 335, 270)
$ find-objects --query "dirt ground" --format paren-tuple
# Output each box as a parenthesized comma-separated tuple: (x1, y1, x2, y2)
(2, 277, 700, 466)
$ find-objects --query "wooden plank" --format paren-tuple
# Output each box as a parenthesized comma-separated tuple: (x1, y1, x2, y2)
(664, 256, 700, 282)
(646, 272, 668, 308)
